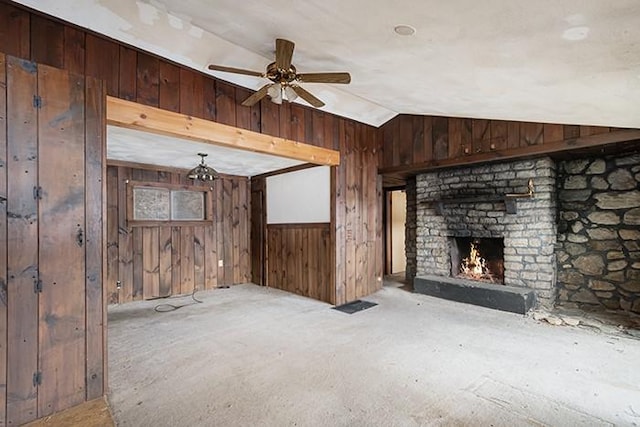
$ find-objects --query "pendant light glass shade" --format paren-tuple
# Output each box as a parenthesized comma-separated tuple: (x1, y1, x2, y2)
(187, 153, 218, 181)
(267, 83, 283, 104)
(284, 85, 298, 102)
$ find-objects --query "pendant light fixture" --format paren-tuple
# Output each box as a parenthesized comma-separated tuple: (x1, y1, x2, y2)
(187, 153, 218, 181)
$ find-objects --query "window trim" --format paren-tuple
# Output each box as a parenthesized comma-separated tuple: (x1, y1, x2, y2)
(126, 180, 214, 227)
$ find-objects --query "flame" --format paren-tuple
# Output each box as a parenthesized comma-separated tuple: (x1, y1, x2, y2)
(459, 242, 491, 280)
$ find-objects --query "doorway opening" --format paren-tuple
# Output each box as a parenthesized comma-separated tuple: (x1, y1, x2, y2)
(385, 189, 407, 279)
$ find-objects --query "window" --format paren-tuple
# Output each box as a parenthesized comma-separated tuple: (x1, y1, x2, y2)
(127, 181, 213, 226)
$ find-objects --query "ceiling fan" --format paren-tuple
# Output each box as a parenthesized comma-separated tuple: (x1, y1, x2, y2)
(207, 38, 351, 108)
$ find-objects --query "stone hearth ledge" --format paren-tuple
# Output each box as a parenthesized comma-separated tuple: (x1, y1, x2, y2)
(414, 274, 537, 314)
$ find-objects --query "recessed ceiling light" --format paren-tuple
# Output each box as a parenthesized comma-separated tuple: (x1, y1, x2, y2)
(394, 25, 416, 36)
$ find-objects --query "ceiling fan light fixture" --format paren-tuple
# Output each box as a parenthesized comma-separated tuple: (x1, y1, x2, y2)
(188, 153, 219, 181)
(267, 83, 283, 104)
(284, 85, 298, 102)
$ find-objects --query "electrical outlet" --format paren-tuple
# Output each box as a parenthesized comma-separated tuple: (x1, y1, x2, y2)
(218, 259, 224, 267)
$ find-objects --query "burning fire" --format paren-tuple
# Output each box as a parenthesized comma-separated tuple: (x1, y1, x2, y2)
(459, 242, 495, 282)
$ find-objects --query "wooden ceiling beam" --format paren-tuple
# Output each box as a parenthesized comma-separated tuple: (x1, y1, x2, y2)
(106, 96, 340, 166)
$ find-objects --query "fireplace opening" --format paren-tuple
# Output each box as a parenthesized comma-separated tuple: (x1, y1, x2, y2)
(450, 237, 505, 284)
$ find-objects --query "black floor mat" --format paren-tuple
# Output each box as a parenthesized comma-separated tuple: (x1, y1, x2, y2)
(332, 299, 378, 314)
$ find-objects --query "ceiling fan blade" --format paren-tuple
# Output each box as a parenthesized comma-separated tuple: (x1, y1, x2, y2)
(275, 38, 295, 70)
(290, 85, 325, 108)
(242, 84, 271, 107)
(208, 64, 263, 77)
(297, 72, 351, 84)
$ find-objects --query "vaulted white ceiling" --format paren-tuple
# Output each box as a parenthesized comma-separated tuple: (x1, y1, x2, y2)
(16, 0, 640, 129)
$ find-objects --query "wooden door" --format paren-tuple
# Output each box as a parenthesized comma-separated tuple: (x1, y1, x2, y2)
(2, 54, 105, 426)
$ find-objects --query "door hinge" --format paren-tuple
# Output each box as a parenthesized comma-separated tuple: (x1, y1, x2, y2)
(33, 371, 42, 387)
(34, 279, 42, 293)
(76, 227, 84, 247)
(33, 186, 43, 200)
(33, 95, 42, 109)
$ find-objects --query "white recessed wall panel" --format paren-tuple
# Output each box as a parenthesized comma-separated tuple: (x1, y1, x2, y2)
(267, 166, 330, 224)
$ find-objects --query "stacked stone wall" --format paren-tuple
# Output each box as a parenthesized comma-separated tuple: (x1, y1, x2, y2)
(556, 152, 640, 312)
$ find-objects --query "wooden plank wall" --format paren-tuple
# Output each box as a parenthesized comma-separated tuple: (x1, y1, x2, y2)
(106, 165, 250, 304)
(250, 178, 266, 286)
(1, 55, 105, 426)
(0, 2, 382, 306)
(0, 53, 7, 427)
(380, 114, 619, 172)
(266, 224, 332, 303)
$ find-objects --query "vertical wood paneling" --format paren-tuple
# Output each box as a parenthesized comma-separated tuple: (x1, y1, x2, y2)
(289, 104, 305, 143)
(84, 76, 105, 401)
(136, 52, 159, 107)
(215, 81, 236, 126)
(117, 47, 137, 101)
(6, 56, 39, 426)
(1, 3, 390, 420)
(398, 115, 412, 165)
(433, 116, 449, 160)
(105, 166, 250, 301)
(179, 69, 204, 118)
(106, 167, 119, 304)
(117, 167, 133, 301)
(381, 117, 397, 168)
(193, 226, 205, 290)
(260, 98, 280, 136)
(422, 116, 433, 163)
(490, 120, 508, 151)
(158, 62, 180, 113)
(448, 117, 462, 159)
(238, 179, 250, 282)
(131, 169, 143, 300)
(334, 119, 346, 305)
(507, 121, 520, 149)
(156, 173, 173, 296)
(85, 35, 119, 97)
(249, 179, 265, 286)
(304, 109, 314, 144)
(236, 88, 260, 133)
(63, 26, 85, 75)
(344, 120, 357, 303)
(29, 15, 64, 68)
(266, 224, 331, 302)
(222, 180, 234, 284)
(142, 228, 160, 298)
(0, 53, 7, 427)
(180, 227, 194, 294)
(520, 122, 544, 146)
(564, 125, 580, 140)
(37, 64, 86, 417)
(232, 180, 241, 283)
(0, 3, 30, 58)
(544, 123, 564, 143)
(472, 119, 490, 153)
(203, 78, 216, 121)
(312, 110, 325, 148)
(411, 115, 426, 163)
(580, 125, 610, 137)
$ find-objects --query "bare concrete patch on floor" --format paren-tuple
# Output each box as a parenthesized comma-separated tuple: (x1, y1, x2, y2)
(468, 376, 614, 426)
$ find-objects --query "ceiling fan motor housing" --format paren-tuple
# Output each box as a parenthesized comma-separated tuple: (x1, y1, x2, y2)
(266, 62, 298, 85)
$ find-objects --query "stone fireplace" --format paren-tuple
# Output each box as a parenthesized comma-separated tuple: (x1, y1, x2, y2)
(413, 158, 557, 310)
